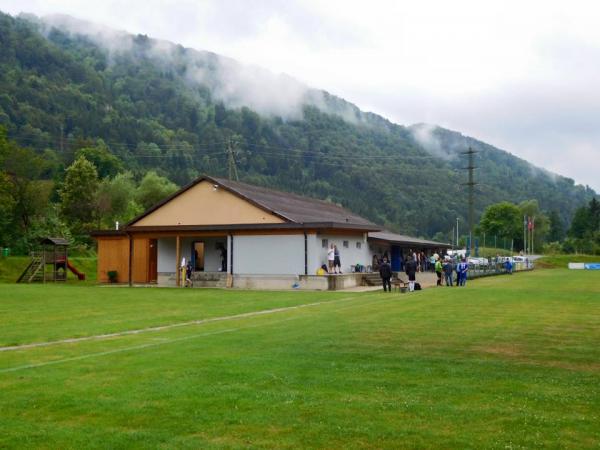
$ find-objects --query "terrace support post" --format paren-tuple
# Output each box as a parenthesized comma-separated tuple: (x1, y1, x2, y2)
(225, 234, 233, 288)
(175, 235, 181, 287)
(304, 232, 308, 275)
(128, 233, 133, 286)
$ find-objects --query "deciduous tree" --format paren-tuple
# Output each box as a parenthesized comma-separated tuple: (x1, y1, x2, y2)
(135, 171, 178, 210)
(60, 156, 99, 235)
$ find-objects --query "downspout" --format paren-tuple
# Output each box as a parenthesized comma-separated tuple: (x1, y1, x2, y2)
(304, 232, 308, 275)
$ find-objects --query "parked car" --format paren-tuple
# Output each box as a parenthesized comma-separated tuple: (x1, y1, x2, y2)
(496, 256, 514, 263)
(468, 257, 489, 266)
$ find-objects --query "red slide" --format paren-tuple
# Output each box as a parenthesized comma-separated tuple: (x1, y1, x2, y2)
(67, 260, 86, 281)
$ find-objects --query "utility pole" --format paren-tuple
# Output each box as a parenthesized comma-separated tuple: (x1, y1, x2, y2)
(461, 147, 478, 256)
(226, 138, 240, 181)
(456, 217, 459, 249)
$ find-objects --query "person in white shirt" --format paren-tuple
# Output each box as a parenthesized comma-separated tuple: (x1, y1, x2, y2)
(333, 244, 342, 274)
(327, 244, 335, 273)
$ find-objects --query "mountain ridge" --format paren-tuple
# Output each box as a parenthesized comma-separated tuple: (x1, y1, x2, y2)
(0, 11, 595, 239)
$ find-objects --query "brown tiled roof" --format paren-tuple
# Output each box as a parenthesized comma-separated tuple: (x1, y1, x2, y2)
(211, 177, 377, 227)
(368, 231, 452, 248)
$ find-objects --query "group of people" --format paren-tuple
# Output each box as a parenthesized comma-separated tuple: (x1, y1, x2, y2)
(316, 243, 342, 275)
(379, 252, 471, 292)
(435, 255, 469, 287)
(378, 254, 421, 292)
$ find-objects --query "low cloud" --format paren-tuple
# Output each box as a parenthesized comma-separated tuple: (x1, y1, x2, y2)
(409, 123, 457, 160)
(33, 13, 369, 121)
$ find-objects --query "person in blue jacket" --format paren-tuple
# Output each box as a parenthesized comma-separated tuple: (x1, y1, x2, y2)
(457, 258, 469, 286)
(442, 257, 454, 286)
(505, 259, 513, 274)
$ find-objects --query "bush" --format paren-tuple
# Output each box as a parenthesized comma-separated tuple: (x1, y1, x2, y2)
(542, 242, 563, 255)
(107, 270, 118, 283)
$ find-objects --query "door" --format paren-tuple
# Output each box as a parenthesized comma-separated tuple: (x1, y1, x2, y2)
(193, 241, 205, 271)
(391, 245, 401, 271)
(148, 239, 157, 282)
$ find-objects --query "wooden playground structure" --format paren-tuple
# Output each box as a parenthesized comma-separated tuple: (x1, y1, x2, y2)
(17, 237, 85, 283)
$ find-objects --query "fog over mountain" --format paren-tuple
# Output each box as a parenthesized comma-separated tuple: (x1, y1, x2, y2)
(0, 11, 596, 239)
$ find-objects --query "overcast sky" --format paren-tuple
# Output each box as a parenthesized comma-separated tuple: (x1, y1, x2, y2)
(2, 0, 599, 191)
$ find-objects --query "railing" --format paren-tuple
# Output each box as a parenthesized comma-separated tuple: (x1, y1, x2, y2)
(466, 260, 534, 279)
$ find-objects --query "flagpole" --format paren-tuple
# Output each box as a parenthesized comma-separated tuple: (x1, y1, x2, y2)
(523, 215, 527, 255)
(531, 216, 535, 254)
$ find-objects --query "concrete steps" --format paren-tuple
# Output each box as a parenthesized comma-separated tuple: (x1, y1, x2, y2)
(190, 272, 227, 288)
(362, 272, 382, 286)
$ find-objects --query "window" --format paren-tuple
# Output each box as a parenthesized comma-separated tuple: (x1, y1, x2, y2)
(343, 240, 349, 248)
(356, 242, 362, 249)
(322, 239, 328, 248)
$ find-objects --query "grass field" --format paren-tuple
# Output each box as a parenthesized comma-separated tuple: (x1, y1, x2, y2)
(536, 254, 600, 269)
(1, 269, 599, 448)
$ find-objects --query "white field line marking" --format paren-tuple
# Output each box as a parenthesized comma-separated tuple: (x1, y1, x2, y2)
(0, 295, 365, 352)
(0, 319, 294, 374)
(0, 295, 397, 374)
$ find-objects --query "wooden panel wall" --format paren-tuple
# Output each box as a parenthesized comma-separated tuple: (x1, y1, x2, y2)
(97, 237, 130, 283)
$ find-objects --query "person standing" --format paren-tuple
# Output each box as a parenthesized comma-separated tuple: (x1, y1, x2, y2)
(217, 243, 227, 272)
(333, 244, 342, 274)
(443, 257, 454, 286)
(327, 243, 335, 273)
(434, 256, 443, 286)
(184, 260, 193, 287)
(505, 258, 513, 274)
(372, 254, 380, 272)
(379, 257, 392, 292)
(457, 258, 469, 286)
(405, 255, 417, 292)
(455, 256, 461, 286)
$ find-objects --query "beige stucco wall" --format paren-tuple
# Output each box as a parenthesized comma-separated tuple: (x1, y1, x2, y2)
(133, 180, 286, 226)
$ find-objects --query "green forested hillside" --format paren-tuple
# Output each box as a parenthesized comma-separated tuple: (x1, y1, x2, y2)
(0, 11, 595, 250)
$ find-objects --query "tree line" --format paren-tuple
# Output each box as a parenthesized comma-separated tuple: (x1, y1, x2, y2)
(475, 199, 600, 255)
(0, 129, 178, 252)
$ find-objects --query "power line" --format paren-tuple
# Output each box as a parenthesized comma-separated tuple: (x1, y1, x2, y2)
(9, 132, 449, 162)
(9, 136, 450, 164)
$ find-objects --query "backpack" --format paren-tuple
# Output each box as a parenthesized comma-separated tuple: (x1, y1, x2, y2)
(414, 282, 422, 290)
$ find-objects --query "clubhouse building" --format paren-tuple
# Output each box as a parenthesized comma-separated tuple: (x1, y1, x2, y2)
(92, 176, 450, 289)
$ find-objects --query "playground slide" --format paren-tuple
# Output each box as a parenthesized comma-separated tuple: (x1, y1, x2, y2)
(67, 260, 86, 281)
